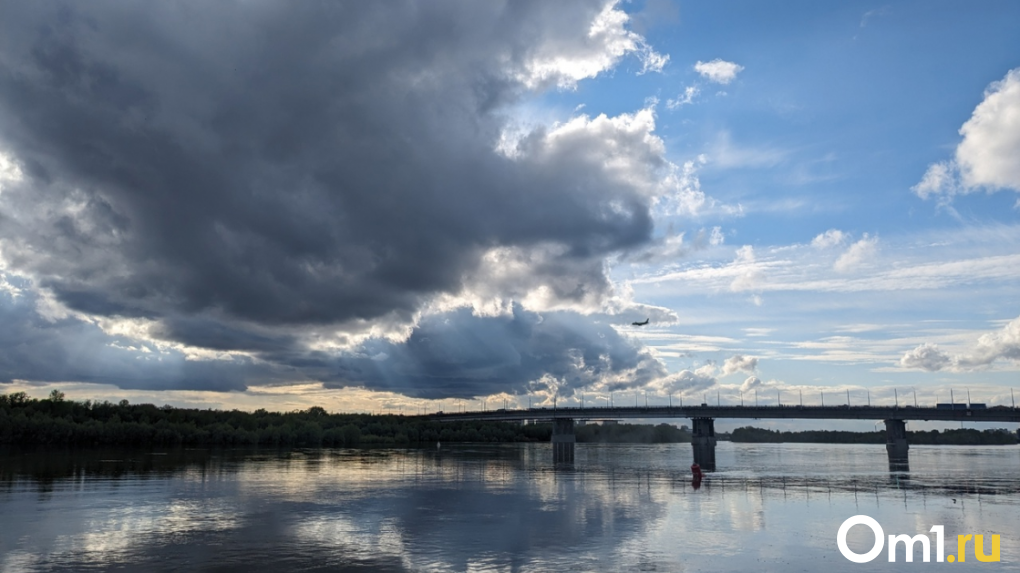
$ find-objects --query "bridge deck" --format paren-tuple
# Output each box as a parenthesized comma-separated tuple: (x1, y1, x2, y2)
(430, 405, 1020, 423)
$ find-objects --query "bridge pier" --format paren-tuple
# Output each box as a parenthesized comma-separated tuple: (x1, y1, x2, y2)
(691, 417, 717, 471)
(885, 419, 908, 463)
(552, 418, 575, 464)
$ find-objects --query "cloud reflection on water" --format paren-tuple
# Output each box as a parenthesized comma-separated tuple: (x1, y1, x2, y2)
(1, 443, 1018, 572)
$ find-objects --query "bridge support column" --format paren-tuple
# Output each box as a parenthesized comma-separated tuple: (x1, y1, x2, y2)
(552, 418, 575, 464)
(885, 419, 908, 463)
(691, 417, 716, 471)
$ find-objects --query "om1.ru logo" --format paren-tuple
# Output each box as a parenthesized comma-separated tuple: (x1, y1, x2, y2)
(837, 515, 1001, 563)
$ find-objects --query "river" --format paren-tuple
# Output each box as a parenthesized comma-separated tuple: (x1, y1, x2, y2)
(1, 442, 1018, 572)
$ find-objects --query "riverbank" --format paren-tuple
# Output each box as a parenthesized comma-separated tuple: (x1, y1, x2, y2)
(0, 392, 547, 447)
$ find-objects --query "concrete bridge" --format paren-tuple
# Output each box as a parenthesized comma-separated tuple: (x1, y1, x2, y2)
(431, 404, 1020, 470)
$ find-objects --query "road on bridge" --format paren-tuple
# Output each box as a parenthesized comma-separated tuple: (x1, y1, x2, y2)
(429, 404, 1020, 424)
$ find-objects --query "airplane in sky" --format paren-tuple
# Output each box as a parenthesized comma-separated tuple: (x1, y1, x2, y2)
(631, 318, 649, 326)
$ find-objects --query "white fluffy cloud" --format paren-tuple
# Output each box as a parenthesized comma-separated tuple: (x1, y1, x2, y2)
(521, 107, 666, 192)
(657, 364, 717, 395)
(522, 1, 669, 88)
(811, 229, 846, 249)
(739, 375, 762, 393)
(694, 59, 744, 84)
(898, 342, 953, 371)
(666, 85, 699, 109)
(729, 245, 763, 291)
(913, 161, 959, 201)
(957, 69, 1020, 190)
(655, 154, 708, 216)
(722, 354, 758, 376)
(833, 234, 877, 273)
(899, 315, 1020, 371)
(637, 46, 670, 75)
(914, 68, 1020, 202)
(963, 315, 1020, 367)
(708, 226, 725, 246)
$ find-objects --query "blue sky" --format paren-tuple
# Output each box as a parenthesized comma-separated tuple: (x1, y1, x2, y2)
(630, 1, 1020, 425)
(517, 2, 1020, 411)
(0, 1, 1018, 426)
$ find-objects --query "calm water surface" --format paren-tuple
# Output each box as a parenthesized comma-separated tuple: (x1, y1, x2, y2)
(1, 443, 1018, 572)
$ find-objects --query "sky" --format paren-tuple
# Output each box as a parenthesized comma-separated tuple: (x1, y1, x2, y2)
(0, 1, 1019, 428)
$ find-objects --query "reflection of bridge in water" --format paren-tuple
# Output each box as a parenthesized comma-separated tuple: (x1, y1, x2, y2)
(432, 405, 1020, 470)
(592, 470, 1020, 502)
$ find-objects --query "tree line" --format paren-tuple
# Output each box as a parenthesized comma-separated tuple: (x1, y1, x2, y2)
(575, 422, 690, 443)
(0, 391, 551, 447)
(730, 426, 1018, 445)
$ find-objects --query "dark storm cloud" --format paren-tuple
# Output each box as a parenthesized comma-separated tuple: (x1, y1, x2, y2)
(150, 316, 297, 354)
(0, 283, 262, 390)
(0, 0, 656, 326)
(0, 280, 664, 397)
(0, 1, 677, 395)
(328, 305, 666, 399)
